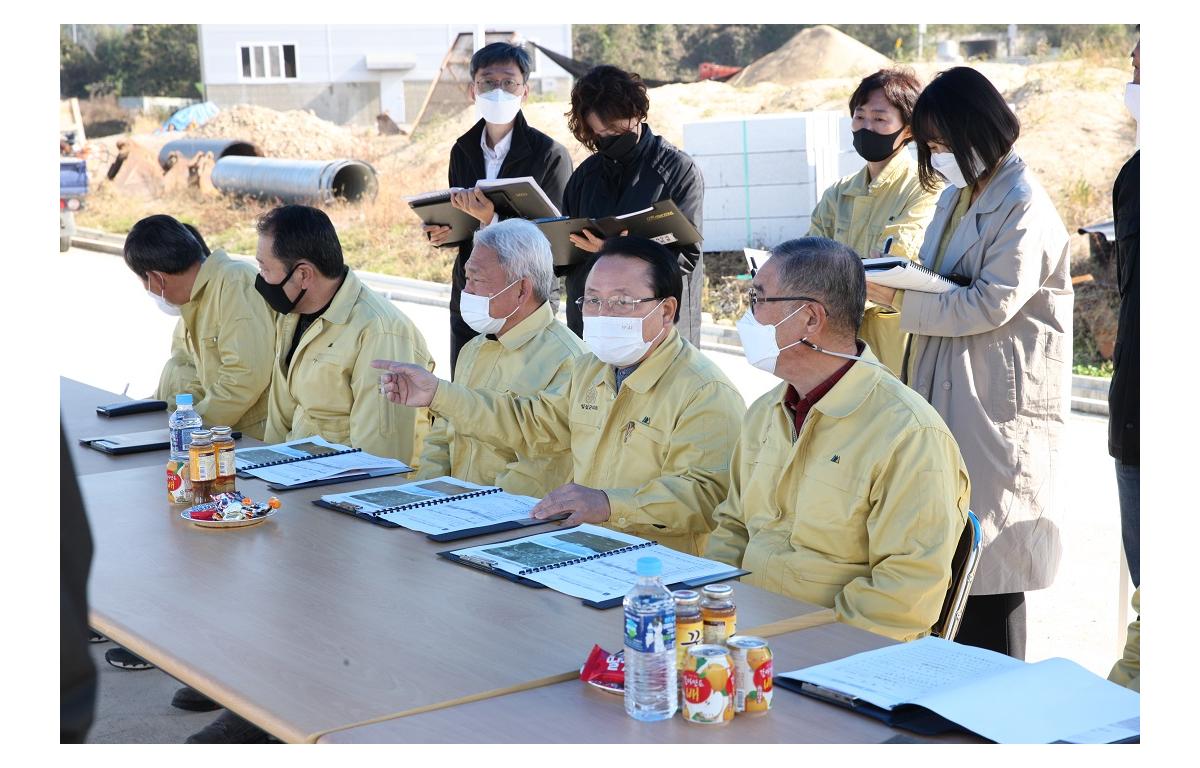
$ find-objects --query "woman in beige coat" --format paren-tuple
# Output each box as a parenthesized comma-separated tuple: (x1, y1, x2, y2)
(868, 67, 1072, 658)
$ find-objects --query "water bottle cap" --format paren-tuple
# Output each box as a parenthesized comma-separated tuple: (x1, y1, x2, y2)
(175, 394, 193, 406)
(636, 557, 662, 577)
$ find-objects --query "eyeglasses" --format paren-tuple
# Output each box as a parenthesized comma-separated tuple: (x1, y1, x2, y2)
(575, 295, 659, 313)
(475, 78, 525, 95)
(748, 291, 819, 309)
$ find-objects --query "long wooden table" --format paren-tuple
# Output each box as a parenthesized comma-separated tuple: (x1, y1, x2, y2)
(78, 453, 826, 743)
(61, 377, 182, 476)
(316, 620, 984, 744)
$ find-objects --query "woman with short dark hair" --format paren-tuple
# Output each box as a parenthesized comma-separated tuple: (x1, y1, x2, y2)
(868, 67, 1073, 658)
(808, 67, 940, 374)
(559, 65, 706, 346)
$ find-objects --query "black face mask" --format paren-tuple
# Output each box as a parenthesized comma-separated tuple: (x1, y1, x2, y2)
(852, 126, 906, 163)
(595, 127, 639, 160)
(255, 263, 306, 314)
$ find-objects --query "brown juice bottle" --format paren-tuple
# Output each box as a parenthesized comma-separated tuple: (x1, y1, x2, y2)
(700, 583, 737, 645)
(211, 426, 237, 495)
(188, 430, 217, 504)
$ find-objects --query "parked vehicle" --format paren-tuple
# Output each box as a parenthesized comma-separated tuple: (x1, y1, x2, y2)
(60, 156, 89, 252)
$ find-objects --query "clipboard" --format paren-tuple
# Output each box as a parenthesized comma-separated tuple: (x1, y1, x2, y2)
(79, 428, 243, 456)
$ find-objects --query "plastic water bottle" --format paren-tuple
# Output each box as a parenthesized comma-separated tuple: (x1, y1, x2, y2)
(623, 556, 678, 721)
(168, 393, 203, 459)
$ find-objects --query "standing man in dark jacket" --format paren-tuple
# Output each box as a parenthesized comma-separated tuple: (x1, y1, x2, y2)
(423, 42, 573, 376)
(1110, 37, 1140, 587)
(560, 65, 706, 345)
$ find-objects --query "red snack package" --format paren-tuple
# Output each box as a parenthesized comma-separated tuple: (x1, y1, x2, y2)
(580, 644, 625, 694)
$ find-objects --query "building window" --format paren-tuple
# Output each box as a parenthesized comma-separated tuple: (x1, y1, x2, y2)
(239, 44, 297, 80)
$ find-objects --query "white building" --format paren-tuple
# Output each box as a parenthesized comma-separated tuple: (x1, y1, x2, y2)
(198, 24, 574, 127)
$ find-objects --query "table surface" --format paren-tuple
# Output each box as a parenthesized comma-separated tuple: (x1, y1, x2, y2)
(316, 620, 984, 744)
(77, 440, 824, 743)
(61, 377, 193, 476)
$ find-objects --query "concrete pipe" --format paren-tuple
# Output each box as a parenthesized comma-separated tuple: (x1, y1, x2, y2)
(209, 157, 379, 205)
(158, 138, 261, 171)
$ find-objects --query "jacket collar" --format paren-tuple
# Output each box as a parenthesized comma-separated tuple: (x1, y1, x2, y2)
(844, 150, 914, 197)
(318, 267, 361, 326)
(597, 327, 683, 395)
(456, 111, 533, 174)
(497, 301, 554, 351)
(938, 151, 1025, 277)
(187, 249, 230, 303)
(805, 344, 884, 420)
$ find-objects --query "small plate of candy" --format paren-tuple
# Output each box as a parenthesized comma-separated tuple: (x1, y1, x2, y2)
(181, 493, 281, 529)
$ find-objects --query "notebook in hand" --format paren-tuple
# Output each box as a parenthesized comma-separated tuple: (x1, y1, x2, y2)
(315, 476, 557, 540)
(862, 257, 969, 294)
(535, 199, 702, 268)
(777, 636, 1140, 743)
(406, 177, 562, 246)
(79, 428, 242, 455)
(235, 436, 410, 489)
(440, 523, 748, 609)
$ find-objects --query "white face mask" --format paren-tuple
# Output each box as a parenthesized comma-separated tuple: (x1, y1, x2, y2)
(736, 306, 805, 375)
(147, 276, 182, 317)
(930, 150, 986, 189)
(460, 279, 520, 336)
(583, 300, 666, 368)
(475, 89, 522, 126)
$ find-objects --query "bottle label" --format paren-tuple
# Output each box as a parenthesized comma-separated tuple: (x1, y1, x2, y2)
(217, 447, 237, 477)
(171, 426, 200, 455)
(702, 616, 736, 645)
(675, 618, 703, 669)
(624, 604, 676, 654)
(191, 453, 217, 482)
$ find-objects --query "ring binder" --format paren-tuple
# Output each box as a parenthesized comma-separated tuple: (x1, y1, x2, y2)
(517, 540, 657, 576)
(238, 446, 363, 471)
(369, 487, 502, 517)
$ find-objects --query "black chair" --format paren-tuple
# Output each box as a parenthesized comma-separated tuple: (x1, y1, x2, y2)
(931, 510, 982, 641)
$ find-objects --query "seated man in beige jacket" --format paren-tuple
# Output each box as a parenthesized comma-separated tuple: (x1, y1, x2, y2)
(416, 219, 584, 496)
(124, 215, 275, 439)
(706, 237, 970, 641)
(257, 205, 434, 464)
(376, 236, 745, 556)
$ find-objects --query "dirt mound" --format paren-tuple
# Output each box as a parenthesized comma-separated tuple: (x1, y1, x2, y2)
(732, 25, 892, 87)
(191, 104, 367, 160)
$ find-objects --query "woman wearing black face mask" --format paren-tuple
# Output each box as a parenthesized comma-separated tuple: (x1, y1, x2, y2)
(560, 65, 706, 344)
(807, 68, 939, 375)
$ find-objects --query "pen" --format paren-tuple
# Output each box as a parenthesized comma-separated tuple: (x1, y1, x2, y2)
(882, 236, 894, 255)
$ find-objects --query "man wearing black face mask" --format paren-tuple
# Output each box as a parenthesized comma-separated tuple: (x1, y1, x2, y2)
(254, 205, 435, 466)
(808, 68, 939, 375)
(560, 65, 706, 345)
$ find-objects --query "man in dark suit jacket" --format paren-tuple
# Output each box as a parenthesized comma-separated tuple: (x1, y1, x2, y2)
(1110, 37, 1140, 587)
(423, 42, 573, 375)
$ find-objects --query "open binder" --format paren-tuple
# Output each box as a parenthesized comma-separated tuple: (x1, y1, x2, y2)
(406, 176, 562, 246)
(313, 477, 560, 541)
(534, 199, 702, 268)
(235, 437, 410, 489)
(862, 257, 970, 294)
(439, 523, 748, 609)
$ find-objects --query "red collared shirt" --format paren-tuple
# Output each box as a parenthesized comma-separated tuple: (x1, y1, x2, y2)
(782, 344, 862, 436)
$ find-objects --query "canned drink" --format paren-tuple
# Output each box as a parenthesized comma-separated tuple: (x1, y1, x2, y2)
(166, 458, 192, 505)
(728, 635, 773, 715)
(682, 645, 735, 725)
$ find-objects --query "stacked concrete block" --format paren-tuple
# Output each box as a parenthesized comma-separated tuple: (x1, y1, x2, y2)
(684, 112, 845, 252)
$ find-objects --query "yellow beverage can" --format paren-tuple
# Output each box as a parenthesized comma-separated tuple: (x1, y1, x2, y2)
(728, 635, 773, 715)
(682, 645, 735, 725)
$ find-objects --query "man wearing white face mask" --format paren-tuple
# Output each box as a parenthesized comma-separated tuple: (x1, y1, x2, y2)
(423, 42, 573, 376)
(122, 214, 276, 439)
(415, 219, 584, 496)
(375, 236, 745, 556)
(707, 237, 970, 642)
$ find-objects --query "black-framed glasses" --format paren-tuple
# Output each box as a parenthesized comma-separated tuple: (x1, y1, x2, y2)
(748, 291, 819, 309)
(574, 295, 660, 313)
(475, 78, 525, 95)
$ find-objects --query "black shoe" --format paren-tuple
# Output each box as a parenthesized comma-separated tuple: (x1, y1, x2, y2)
(89, 630, 109, 644)
(185, 711, 278, 744)
(104, 647, 154, 670)
(172, 685, 222, 712)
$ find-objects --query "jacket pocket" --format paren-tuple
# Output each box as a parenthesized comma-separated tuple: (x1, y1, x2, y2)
(974, 338, 1018, 424)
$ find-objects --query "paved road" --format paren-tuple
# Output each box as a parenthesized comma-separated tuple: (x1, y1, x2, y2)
(63, 246, 1129, 742)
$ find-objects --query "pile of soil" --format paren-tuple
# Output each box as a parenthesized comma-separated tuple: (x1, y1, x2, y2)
(191, 104, 368, 160)
(731, 25, 892, 87)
